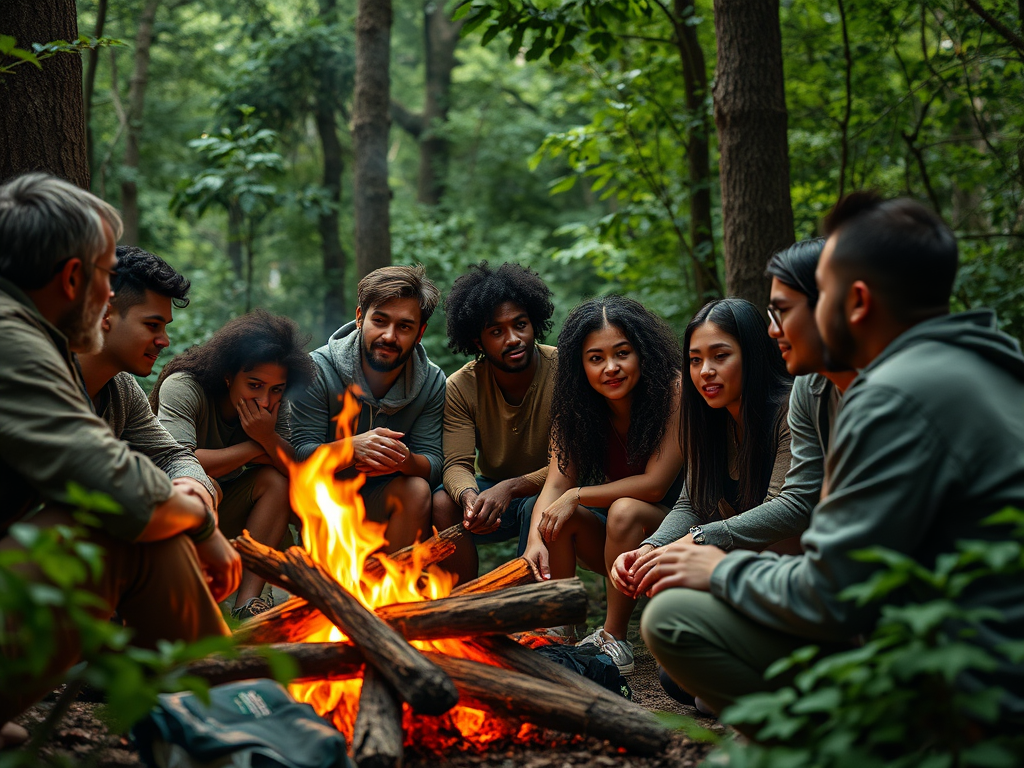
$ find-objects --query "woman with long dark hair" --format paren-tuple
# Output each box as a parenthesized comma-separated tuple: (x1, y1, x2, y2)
(151, 309, 315, 620)
(523, 295, 684, 674)
(612, 297, 792, 597)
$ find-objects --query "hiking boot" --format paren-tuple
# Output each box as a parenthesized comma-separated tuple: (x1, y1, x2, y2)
(231, 596, 272, 621)
(576, 626, 635, 675)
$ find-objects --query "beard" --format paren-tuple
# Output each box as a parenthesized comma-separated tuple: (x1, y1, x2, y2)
(364, 339, 415, 373)
(484, 343, 535, 374)
(821, 305, 858, 372)
(59, 289, 106, 354)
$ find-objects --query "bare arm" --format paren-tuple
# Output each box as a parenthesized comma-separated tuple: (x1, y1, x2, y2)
(195, 441, 266, 478)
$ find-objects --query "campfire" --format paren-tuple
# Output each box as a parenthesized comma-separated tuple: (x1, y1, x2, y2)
(187, 392, 669, 763)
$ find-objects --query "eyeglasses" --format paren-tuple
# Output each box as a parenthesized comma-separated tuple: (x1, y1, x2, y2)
(766, 305, 783, 330)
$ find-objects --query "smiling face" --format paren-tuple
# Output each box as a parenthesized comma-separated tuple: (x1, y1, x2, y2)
(477, 301, 535, 373)
(356, 297, 425, 374)
(688, 321, 743, 412)
(102, 289, 173, 377)
(226, 362, 289, 412)
(582, 322, 640, 403)
(767, 277, 826, 376)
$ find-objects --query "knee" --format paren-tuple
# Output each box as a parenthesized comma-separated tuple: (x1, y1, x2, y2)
(640, 588, 712, 652)
(393, 476, 432, 519)
(431, 489, 461, 526)
(605, 497, 643, 540)
(252, 466, 289, 498)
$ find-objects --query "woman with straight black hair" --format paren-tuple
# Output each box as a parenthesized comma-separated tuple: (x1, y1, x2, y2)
(524, 295, 685, 674)
(611, 297, 793, 599)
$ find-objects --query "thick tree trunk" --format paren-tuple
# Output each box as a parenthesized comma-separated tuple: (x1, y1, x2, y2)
(0, 0, 89, 188)
(120, 0, 161, 245)
(712, 0, 794, 310)
(84, 0, 108, 184)
(671, 0, 721, 302)
(417, 3, 462, 205)
(352, 0, 393, 278)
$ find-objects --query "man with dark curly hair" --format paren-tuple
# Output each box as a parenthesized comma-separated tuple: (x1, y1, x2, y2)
(432, 261, 556, 583)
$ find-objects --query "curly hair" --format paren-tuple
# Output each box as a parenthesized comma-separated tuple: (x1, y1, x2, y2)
(551, 295, 682, 485)
(111, 245, 191, 314)
(681, 298, 792, 520)
(149, 309, 316, 411)
(444, 261, 554, 357)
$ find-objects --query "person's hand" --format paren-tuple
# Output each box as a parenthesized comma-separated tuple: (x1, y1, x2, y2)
(632, 539, 727, 597)
(351, 428, 409, 475)
(523, 538, 552, 580)
(172, 476, 216, 512)
(538, 488, 580, 543)
(193, 529, 242, 602)
(464, 482, 514, 534)
(237, 399, 280, 449)
(610, 544, 655, 597)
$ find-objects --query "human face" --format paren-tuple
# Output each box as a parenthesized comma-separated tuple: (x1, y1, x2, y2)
(226, 362, 288, 411)
(688, 322, 743, 413)
(582, 323, 640, 403)
(103, 290, 173, 376)
(356, 297, 425, 374)
(477, 301, 535, 374)
(63, 221, 117, 354)
(814, 236, 858, 371)
(768, 277, 826, 376)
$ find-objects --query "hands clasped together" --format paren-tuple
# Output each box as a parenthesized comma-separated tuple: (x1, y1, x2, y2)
(351, 426, 411, 476)
(460, 480, 515, 535)
(610, 535, 727, 598)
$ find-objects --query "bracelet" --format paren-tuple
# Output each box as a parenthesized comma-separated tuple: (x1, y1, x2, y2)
(574, 487, 582, 506)
(188, 506, 217, 543)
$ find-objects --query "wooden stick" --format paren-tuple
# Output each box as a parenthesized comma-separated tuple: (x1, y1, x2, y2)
(362, 523, 464, 580)
(477, 636, 671, 755)
(449, 556, 537, 596)
(232, 532, 458, 715)
(352, 666, 404, 768)
(423, 651, 670, 756)
(184, 643, 364, 686)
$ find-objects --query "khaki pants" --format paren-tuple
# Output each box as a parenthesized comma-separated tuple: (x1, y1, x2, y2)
(0, 507, 229, 722)
(640, 588, 846, 716)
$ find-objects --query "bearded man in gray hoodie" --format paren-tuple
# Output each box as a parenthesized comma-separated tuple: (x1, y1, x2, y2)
(640, 193, 1024, 728)
(290, 266, 445, 551)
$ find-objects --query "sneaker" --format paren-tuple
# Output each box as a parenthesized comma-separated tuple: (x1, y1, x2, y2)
(231, 596, 273, 621)
(576, 626, 635, 675)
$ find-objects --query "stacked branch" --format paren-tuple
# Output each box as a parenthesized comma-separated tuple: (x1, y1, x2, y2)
(362, 523, 464, 580)
(353, 666, 404, 768)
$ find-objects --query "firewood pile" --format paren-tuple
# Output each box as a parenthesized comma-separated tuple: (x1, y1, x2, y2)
(184, 525, 671, 766)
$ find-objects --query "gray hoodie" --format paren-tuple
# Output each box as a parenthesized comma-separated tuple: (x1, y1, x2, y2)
(710, 310, 1024, 714)
(289, 321, 446, 486)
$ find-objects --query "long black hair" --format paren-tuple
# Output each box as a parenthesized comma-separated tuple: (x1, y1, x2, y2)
(551, 295, 682, 485)
(681, 298, 791, 520)
(150, 309, 315, 412)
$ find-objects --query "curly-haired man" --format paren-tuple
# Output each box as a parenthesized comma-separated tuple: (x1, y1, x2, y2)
(433, 261, 556, 583)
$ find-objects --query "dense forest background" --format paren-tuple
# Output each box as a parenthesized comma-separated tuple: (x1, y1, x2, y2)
(3, 0, 1023, 377)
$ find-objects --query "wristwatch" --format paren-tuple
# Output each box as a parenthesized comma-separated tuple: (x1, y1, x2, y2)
(688, 525, 706, 545)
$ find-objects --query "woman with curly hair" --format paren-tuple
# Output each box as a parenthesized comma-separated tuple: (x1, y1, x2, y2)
(524, 295, 685, 674)
(150, 309, 315, 620)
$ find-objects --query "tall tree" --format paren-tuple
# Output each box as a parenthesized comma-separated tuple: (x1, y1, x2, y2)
(0, 0, 89, 187)
(352, 0, 393, 277)
(83, 0, 108, 182)
(712, 0, 794, 310)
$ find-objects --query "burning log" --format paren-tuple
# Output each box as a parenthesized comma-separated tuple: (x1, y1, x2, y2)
(232, 532, 458, 716)
(184, 643, 364, 687)
(424, 652, 671, 756)
(449, 556, 537, 596)
(352, 667, 404, 768)
(362, 523, 464, 580)
(478, 635, 671, 755)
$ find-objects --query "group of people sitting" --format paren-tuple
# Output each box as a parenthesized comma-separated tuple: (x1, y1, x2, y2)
(2, 171, 1023, 745)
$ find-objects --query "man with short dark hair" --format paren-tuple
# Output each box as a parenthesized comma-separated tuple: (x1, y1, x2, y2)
(291, 265, 446, 551)
(77, 246, 216, 510)
(640, 192, 1024, 724)
(0, 173, 238, 736)
(431, 262, 557, 583)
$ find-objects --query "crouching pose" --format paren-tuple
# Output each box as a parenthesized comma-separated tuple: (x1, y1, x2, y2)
(524, 296, 684, 675)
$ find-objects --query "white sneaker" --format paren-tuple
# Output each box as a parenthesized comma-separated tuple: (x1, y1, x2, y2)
(577, 626, 635, 675)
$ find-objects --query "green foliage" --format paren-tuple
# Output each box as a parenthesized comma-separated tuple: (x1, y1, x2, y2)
(0, 35, 121, 77)
(706, 508, 1024, 767)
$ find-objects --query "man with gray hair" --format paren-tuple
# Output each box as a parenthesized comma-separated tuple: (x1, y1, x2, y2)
(0, 173, 240, 742)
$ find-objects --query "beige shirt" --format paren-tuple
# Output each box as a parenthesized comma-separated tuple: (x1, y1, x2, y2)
(442, 344, 557, 503)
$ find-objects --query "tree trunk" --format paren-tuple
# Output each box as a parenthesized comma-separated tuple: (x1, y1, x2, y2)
(712, 0, 794, 310)
(0, 0, 89, 188)
(84, 0, 108, 185)
(120, 0, 161, 245)
(671, 0, 721, 302)
(227, 201, 244, 278)
(352, 0, 393, 278)
(417, 2, 462, 205)
(316, 0, 349, 336)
